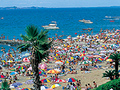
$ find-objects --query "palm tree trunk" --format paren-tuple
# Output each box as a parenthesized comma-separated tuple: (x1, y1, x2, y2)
(115, 61, 119, 79)
(110, 76, 114, 80)
(31, 47, 41, 90)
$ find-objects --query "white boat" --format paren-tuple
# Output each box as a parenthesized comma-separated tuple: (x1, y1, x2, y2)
(79, 19, 93, 24)
(42, 21, 59, 30)
(84, 20, 93, 24)
(79, 19, 85, 22)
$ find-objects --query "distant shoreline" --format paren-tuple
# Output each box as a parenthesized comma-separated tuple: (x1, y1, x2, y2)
(0, 6, 120, 10)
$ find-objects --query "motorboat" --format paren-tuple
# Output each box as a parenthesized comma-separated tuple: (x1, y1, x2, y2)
(42, 21, 59, 30)
(79, 19, 93, 24)
(83, 20, 93, 24)
(79, 19, 85, 22)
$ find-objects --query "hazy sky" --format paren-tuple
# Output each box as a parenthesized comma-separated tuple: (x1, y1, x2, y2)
(0, 0, 120, 7)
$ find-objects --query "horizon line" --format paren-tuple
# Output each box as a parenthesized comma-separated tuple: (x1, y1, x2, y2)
(0, 5, 120, 8)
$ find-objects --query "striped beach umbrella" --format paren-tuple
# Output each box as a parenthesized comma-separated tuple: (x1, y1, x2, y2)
(47, 70, 60, 74)
(55, 79, 66, 83)
(80, 61, 92, 64)
(41, 79, 50, 83)
(66, 78, 77, 82)
(55, 60, 63, 64)
(39, 70, 46, 76)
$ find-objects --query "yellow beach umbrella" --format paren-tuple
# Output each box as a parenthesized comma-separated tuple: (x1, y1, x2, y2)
(106, 59, 113, 62)
(7, 60, 13, 63)
(47, 70, 60, 74)
(51, 84, 61, 89)
(117, 49, 120, 51)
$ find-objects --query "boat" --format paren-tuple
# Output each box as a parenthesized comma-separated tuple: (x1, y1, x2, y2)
(82, 28, 93, 30)
(79, 19, 85, 22)
(1, 17, 4, 19)
(79, 19, 93, 24)
(42, 21, 59, 30)
(84, 20, 93, 24)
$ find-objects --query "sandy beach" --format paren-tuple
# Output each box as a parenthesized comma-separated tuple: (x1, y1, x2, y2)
(0, 29, 120, 90)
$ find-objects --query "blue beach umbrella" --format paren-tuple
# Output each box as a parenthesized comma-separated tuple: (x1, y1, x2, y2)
(10, 72, 18, 75)
(12, 82, 22, 87)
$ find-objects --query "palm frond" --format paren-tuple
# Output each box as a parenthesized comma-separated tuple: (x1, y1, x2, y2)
(25, 25, 39, 39)
(20, 34, 29, 41)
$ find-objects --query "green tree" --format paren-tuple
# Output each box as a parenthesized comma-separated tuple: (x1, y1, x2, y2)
(17, 25, 52, 90)
(103, 70, 115, 80)
(109, 53, 120, 79)
(1, 79, 10, 90)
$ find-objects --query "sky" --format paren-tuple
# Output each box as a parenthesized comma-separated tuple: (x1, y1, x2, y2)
(0, 0, 120, 8)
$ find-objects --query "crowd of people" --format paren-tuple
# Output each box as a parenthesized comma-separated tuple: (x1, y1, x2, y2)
(0, 28, 120, 90)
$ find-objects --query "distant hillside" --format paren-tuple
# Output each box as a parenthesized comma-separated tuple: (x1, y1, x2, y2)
(0, 6, 46, 10)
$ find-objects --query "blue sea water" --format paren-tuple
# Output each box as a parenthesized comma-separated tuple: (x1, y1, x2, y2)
(0, 7, 120, 55)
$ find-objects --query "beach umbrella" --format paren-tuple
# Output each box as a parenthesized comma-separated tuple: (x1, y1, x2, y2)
(21, 88, 31, 90)
(87, 48, 96, 51)
(106, 59, 113, 62)
(81, 57, 88, 60)
(66, 78, 77, 82)
(25, 80, 33, 84)
(0, 75, 5, 78)
(9, 85, 15, 89)
(108, 50, 114, 53)
(98, 58, 104, 61)
(45, 89, 53, 90)
(93, 55, 101, 58)
(86, 55, 93, 58)
(7, 60, 13, 63)
(100, 51, 107, 53)
(39, 70, 46, 76)
(41, 79, 50, 83)
(27, 67, 32, 70)
(54, 69, 61, 72)
(55, 79, 66, 83)
(12, 82, 22, 88)
(99, 53, 106, 56)
(10, 72, 18, 75)
(23, 57, 30, 62)
(47, 70, 60, 74)
(51, 84, 61, 89)
(15, 59, 21, 62)
(80, 54, 86, 57)
(81, 61, 92, 64)
(24, 53, 31, 57)
(95, 58, 103, 62)
(10, 68, 15, 71)
(117, 49, 120, 51)
(18, 66, 26, 70)
(41, 85, 49, 90)
(55, 60, 63, 64)
(39, 63, 47, 69)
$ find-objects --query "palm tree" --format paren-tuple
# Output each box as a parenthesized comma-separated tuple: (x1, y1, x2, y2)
(103, 70, 115, 80)
(17, 25, 52, 90)
(109, 53, 120, 79)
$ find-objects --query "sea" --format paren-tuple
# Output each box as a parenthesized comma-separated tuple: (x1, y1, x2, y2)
(0, 7, 120, 56)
